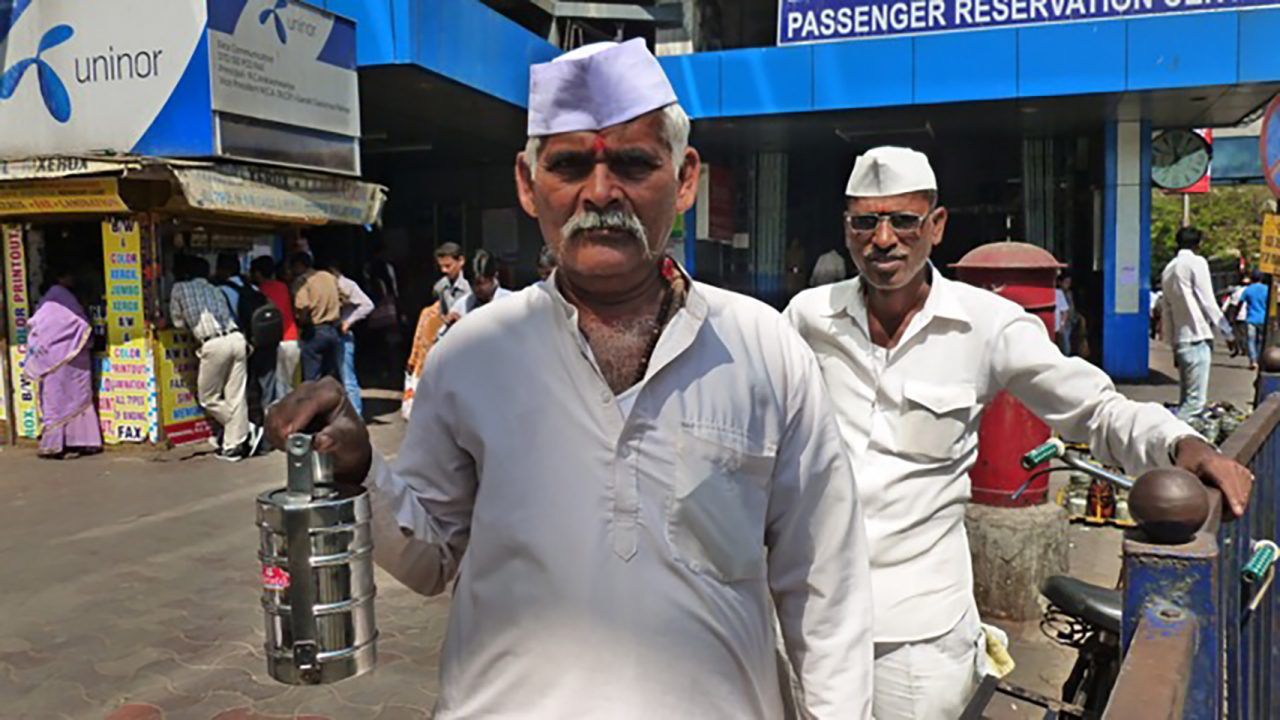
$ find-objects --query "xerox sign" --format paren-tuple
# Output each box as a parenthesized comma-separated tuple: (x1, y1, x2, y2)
(0, 0, 207, 156)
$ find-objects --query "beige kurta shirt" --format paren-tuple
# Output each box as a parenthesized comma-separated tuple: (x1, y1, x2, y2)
(365, 272, 874, 719)
(785, 269, 1198, 643)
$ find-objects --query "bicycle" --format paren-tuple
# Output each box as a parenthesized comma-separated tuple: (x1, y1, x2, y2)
(963, 439, 1130, 719)
(964, 438, 1280, 718)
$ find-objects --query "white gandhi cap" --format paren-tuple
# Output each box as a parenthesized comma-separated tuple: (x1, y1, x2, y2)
(527, 38, 679, 137)
(846, 146, 938, 197)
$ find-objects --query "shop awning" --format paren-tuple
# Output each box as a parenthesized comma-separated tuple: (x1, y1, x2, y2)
(0, 155, 387, 226)
(0, 177, 130, 217)
(168, 164, 386, 226)
(0, 156, 142, 181)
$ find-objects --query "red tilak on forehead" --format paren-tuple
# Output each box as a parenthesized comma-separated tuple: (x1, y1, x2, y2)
(592, 134, 607, 154)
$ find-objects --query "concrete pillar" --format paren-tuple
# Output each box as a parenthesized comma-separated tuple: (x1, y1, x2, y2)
(966, 502, 1069, 621)
(1102, 119, 1152, 380)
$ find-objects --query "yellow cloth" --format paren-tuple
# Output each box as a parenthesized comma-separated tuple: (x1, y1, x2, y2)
(980, 623, 1016, 679)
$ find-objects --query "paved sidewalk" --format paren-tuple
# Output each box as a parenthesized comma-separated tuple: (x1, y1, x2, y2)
(0, 416, 439, 720)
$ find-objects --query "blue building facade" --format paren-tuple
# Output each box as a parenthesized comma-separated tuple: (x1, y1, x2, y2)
(324, 0, 1280, 380)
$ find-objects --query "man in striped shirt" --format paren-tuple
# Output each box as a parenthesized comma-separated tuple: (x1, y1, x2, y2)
(168, 254, 261, 461)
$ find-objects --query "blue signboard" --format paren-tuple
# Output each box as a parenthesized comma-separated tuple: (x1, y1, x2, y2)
(0, 0, 359, 174)
(778, 0, 1280, 44)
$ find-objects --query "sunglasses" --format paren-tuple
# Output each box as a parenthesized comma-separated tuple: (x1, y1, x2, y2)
(844, 211, 931, 235)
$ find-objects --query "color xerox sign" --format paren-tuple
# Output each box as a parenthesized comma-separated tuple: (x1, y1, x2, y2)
(778, 0, 1280, 44)
(0, 0, 209, 156)
(0, 1, 359, 174)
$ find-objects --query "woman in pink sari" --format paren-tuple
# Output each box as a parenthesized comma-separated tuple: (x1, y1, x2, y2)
(24, 270, 102, 458)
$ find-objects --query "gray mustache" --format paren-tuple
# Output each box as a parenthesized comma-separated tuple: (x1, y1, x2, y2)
(561, 209, 648, 246)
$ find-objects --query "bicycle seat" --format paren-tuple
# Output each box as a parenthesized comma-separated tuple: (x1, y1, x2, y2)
(1040, 575, 1122, 635)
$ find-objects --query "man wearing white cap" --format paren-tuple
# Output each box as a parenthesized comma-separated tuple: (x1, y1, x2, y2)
(784, 146, 1254, 718)
(267, 39, 873, 718)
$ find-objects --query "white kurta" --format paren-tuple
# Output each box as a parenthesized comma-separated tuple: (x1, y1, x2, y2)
(366, 275, 874, 718)
(785, 270, 1199, 643)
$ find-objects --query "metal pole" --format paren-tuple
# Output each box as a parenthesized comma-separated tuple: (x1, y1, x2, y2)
(1183, 193, 1192, 227)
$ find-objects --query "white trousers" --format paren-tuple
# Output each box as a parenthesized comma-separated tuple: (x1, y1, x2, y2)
(275, 339, 301, 399)
(197, 333, 249, 449)
(873, 604, 984, 720)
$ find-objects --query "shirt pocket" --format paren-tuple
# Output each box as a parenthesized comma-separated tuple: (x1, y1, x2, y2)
(898, 381, 977, 461)
(667, 429, 774, 583)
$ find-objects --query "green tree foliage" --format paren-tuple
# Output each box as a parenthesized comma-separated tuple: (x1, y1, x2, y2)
(1152, 186, 1278, 271)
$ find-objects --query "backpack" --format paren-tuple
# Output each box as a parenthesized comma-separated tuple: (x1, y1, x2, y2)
(249, 302, 283, 348)
(235, 282, 282, 348)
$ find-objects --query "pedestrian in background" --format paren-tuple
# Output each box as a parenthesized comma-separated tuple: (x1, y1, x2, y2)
(1150, 286, 1163, 340)
(214, 252, 247, 317)
(235, 259, 285, 428)
(809, 245, 849, 287)
(433, 242, 470, 324)
(536, 245, 557, 281)
(290, 251, 345, 383)
(169, 255, 260, 461)
(1159, 226, 1233, 419)
(1223, 280, 1248, 357)
(328, 259, 374, 416)
(250, 256, 300, 401)
(449, 250, 513, 323)
(1054, 272, 1075, 356)
(1241, 269, 1270, 370)
(363, 242, 404, 388)
(24, 266, 102, 459)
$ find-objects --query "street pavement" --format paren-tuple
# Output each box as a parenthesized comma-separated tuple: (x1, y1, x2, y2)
(0, 402, 439, 720)
(0, 341, 1262, 719)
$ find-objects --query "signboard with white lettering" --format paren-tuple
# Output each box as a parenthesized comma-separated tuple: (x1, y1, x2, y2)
(0, 1, 207, 157)
(777, 0, 1280, 45)
(0, 1, 360, 174)
(98, 218, 158, 444)
(4, 224, 39, 438)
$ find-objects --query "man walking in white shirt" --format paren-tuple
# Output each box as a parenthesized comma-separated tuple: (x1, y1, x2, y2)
(785, 146, 1254, 719)
(268, 39, 873, 719)
(1160, 226, 1233, 418)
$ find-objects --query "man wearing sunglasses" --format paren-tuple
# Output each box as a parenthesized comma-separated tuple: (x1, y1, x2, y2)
(784, 145, 1254, 719)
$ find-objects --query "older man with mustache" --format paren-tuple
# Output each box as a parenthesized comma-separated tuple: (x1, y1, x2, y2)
(785, 146, 1254, 718)
(267, 40, 873, 719)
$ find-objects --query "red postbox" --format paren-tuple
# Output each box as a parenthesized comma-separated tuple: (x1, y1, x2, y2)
(950, 242, 1065, 507)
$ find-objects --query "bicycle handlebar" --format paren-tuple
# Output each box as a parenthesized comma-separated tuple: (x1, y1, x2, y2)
(1244, 541, 1279, 584)
(1021, 438, 1066, 470)
(1010, 439, 1133, 501)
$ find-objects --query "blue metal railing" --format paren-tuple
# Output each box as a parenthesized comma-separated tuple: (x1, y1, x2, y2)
(1107, 385, 1280, 719)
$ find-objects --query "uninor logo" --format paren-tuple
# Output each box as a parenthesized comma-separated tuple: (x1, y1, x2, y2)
(0, 24, 74, 123)
(259, 0, 289, 44)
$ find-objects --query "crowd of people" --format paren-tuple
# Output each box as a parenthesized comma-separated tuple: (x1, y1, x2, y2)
(163, 250, 399, 462)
